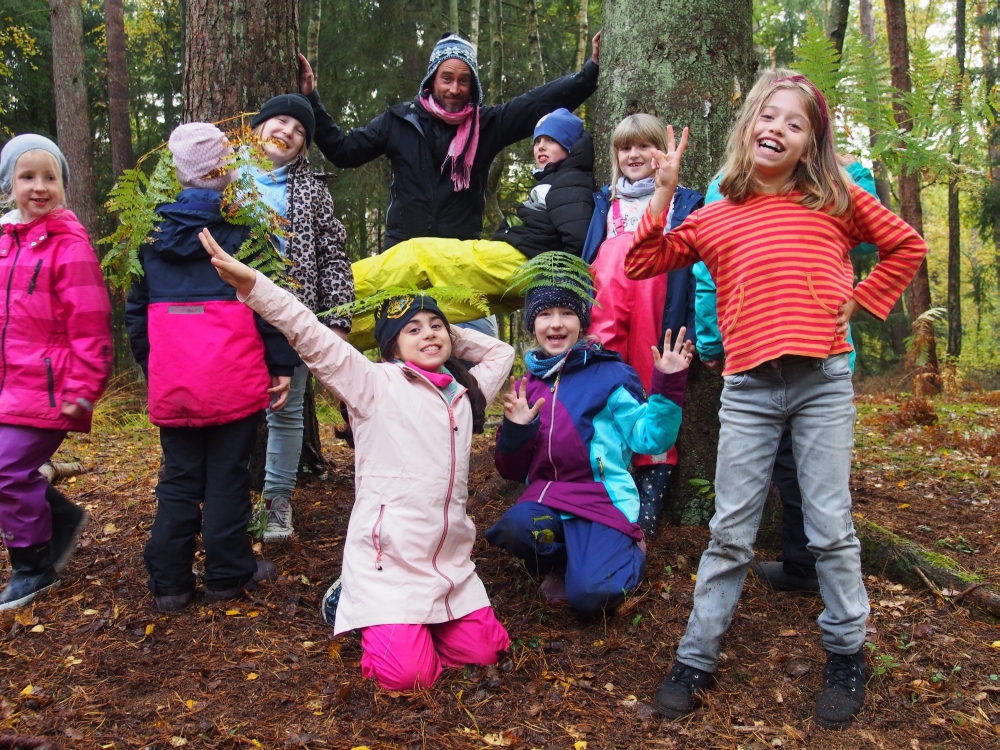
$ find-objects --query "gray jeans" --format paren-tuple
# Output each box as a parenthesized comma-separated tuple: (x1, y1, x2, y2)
(676, 354, 869, 672)
(263, 364, 310, 501)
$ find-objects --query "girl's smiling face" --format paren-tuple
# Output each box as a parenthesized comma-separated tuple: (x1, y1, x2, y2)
(751, 88, 812, 190)
(394, 310, 453, 370)
(260, 115, 307, 167)
(12, 151, 63, 223)
(617, 140, 657, 183)
(533, 307, 582, 357)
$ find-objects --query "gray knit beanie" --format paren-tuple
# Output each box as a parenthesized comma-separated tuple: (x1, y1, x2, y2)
(419, 33, 483, 106)
(0, 134, 70, 195)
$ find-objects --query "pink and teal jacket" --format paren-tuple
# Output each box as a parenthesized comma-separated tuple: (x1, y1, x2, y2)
(494, 342, 687, 540)
(0, 209, 112, 432)
(125, 188, 299, 428)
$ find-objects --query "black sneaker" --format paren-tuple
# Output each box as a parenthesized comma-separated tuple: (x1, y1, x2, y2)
(205, 559, 277, 603)
(321, 578, 342, 625)
(0, 543, 60, 611)
(45, 484, 89, 573)
(652, 661, 716, 719)
(813, 648, 867, 730)
(751, 561, 820, 594)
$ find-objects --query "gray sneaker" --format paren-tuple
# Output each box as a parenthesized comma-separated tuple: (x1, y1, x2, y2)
(263, 496, 295, 541)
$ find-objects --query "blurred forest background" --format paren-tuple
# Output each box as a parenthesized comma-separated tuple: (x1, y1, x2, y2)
(1, 0, 998, 385)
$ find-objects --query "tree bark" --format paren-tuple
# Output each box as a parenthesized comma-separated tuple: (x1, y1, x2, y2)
(525, 0, 545, 86)
(947, 0, 965, 358)
(979, 1, 1000, 296)
(105, 0, 135, 180)
(182, 0, 299, 122)
(825, 0, 851, 57)
(593, 0, 755, 522)
(468, 0, 481, 51)
(307, 0, 322, 83)
(449, 0, 459, 34)
(592, 0, 757, 190)
(484, 0, 505, 231)
(884, 0, 938, 378)
(575, 0, 590, 72)
(49, 0, 99, 236)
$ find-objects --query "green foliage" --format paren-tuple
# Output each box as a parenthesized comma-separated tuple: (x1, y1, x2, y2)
(326, 285, 490, 322)
(505, 251, 596, 304)
(100, 122, 291, 292)
(791, 19, 845, 110)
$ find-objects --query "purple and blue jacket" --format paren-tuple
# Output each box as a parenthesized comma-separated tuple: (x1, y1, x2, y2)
(495, 342, 687, 540)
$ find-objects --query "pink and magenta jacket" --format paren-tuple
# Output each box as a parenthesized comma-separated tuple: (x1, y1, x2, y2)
(0, 209, 112, 432)
(125, 188, 299, 428)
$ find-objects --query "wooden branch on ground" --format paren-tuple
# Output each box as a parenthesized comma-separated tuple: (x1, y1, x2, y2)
(39, 461, 84, 484)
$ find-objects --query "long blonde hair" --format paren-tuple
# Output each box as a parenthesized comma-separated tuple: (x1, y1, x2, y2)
(717, 68, 853, 217)
(609, 113, 668, 201)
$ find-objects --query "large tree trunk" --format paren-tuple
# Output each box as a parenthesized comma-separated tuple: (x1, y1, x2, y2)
(592, 0, 756, 190)
(182, 0, 299, 122)
(105, 0, 134, 180)
(947, 0, 965, 359)
(885, 0, 939, 381)
(978, 1, 1000, 296)
(825, 0, 851, 57)
(49, 0, 99, 236)
(593, 0, 755, 523)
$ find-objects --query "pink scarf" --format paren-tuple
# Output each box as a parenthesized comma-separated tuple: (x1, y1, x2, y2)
(419, 94, 480, 191)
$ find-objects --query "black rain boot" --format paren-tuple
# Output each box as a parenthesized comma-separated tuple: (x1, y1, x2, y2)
(635, 465, 673, 539)
(45, 484, 89, 573)
(0, 543, 60, 611)
(813, 648, 867, 730)
(751, 560, 820, 594)
(652, 660, 717, 719)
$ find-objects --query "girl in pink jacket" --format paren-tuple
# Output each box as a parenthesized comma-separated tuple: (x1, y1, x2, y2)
(0, 135, 112, 610)
(199, 227, 515, 692)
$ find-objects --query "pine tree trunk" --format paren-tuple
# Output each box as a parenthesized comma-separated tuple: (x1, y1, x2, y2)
(885, 0, 939, 381)
(593, 0, 756, 523)
(469, 0, 481, 50)
(825, 0, 851, 57)
(105, 0, 134, 180)
(49, 0, 100, 236)
(947, 0, 965, 359)
(182, 0, 299, 122)
(525, 0, 545, 86)
(483, 0, 505, 231)
(575, 0, 589, 72)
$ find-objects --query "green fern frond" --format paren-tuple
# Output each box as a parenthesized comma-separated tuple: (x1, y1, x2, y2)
(505, 252, 596, 305)
(324, 285, 490, 321)
(793, 18, 844, 109)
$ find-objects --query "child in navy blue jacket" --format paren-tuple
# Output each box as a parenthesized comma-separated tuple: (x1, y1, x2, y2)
(125, 123, 300, 612)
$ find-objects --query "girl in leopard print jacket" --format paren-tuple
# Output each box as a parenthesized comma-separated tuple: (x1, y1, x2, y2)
(247, 94, 355, 539)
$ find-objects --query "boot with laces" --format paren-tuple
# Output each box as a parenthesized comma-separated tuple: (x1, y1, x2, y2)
(262, 496, 295, 542)
(652, 661, 716, 719)
(813, 648, 867, 729)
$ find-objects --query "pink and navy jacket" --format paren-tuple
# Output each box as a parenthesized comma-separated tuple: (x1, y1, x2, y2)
(125, 188, 299, 428)
(0, 209, 112, 432)
(495, 343, 687, 541)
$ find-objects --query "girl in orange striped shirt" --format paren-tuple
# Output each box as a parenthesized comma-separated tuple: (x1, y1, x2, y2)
(625, 73, 926, 730)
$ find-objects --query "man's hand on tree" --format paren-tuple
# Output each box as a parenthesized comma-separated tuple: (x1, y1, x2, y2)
(592, 30, 602, 65)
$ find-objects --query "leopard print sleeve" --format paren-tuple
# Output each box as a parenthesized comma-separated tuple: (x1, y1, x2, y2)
(313, 182, 354, 332)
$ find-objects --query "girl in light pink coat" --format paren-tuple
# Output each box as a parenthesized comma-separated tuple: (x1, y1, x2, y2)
(0, 135, 112, 610)
(200, 227, 515, 692)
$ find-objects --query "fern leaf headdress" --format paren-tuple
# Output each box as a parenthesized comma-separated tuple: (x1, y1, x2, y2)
(506, 252, 596, 331)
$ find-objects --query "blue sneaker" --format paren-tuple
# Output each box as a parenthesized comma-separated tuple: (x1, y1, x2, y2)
(321, 578, 342, 625)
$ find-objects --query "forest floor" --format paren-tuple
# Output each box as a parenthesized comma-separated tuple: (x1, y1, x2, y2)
(1, 388, 999, 749)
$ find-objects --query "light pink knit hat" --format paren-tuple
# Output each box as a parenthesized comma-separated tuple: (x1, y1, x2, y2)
(167, 123, 235, 190)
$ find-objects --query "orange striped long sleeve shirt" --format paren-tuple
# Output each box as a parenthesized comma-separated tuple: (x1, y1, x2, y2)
(624, 186, 927, 375)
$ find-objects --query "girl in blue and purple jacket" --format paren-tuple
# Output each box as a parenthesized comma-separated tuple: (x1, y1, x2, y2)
(486, 269, 692, 614)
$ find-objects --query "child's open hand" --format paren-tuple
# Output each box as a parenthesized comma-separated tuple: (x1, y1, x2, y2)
(835, 298, 859, 337)
(503, 376, 545, 425)
(269, 375, 291, 411)
(199, 228, 257, 298)
(652, 326, 694, 375)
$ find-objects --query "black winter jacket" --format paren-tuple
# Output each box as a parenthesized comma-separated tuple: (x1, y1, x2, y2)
(308, 60, 599, 248)
(492, 132, 594, 258)
(125, 189, 300, 378)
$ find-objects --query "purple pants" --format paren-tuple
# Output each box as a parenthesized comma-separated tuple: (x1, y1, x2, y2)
(0, 424, 66, 548)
